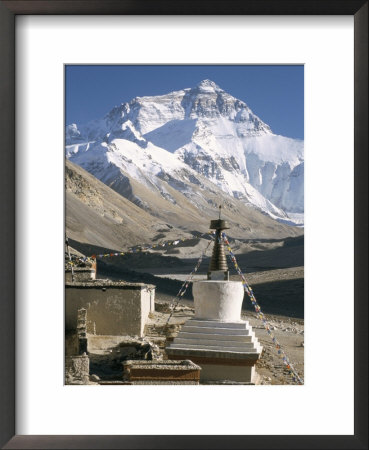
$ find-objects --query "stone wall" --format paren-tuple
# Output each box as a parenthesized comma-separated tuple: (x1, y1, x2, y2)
(141, 285, 155, 323)
(122, 360, 201, 384)
(77, 308, 88, 354)
(65, 267, 96, 282)
(65, 281, 155, 337)
(65, 354, 89, 384)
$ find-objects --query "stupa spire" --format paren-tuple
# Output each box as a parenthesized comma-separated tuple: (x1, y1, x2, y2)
(207, 206, 230, 280)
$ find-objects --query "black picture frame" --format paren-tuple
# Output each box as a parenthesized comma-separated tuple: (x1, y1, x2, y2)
(0, 1, 367, 449)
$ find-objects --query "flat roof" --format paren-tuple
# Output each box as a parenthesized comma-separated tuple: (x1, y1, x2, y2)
(65, 279, 155, 290)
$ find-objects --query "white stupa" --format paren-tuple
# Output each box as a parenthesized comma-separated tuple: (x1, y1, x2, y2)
(166, 213, 263, 383)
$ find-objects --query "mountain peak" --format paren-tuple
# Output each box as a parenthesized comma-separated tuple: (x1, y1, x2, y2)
(196, 79, 222, 92)
(65, 80, 303, 223)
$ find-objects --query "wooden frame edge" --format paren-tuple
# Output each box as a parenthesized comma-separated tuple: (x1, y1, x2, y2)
(0, 1, 367, 449)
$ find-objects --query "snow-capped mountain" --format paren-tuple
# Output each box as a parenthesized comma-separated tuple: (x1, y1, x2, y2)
(66, 79, 304, 226)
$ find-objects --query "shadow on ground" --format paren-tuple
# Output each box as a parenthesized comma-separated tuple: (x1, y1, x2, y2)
(241, 278, 304, 319)
(89, 341, 153, 380)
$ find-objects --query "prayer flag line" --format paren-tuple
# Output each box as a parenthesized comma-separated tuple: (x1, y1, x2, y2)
(222, 232, 304, 385)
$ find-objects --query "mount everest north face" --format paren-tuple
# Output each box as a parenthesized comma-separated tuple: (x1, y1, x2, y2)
(66, 79, 304, 226)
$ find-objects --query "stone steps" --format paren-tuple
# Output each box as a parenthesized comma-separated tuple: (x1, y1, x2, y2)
(182, 325, 253, 336)
(174, 337, 256, 349)
(188, 319, 249, 329)
(178, 332, 254, 343)
(168, 342, 260, 353)
(168, 318, 263, 355)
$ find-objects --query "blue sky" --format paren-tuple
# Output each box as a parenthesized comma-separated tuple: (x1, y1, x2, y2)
(65, 65, 304, 139)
